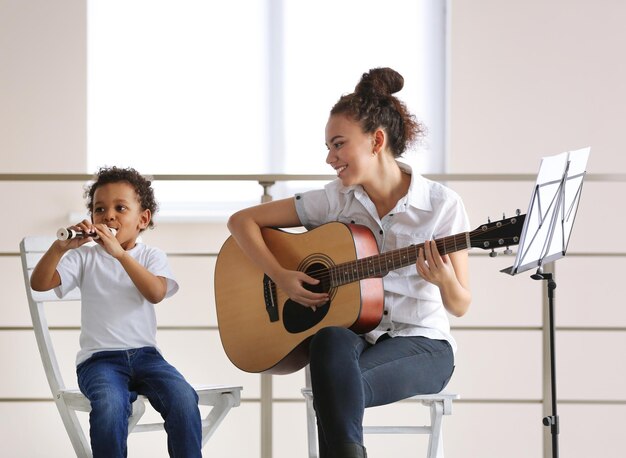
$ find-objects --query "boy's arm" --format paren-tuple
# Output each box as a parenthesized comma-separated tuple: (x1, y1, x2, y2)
(93, 225, 168, 304)
(30, 220, 97, 292)
(30, 242, 65, 291)
(116, 253, 168, 304)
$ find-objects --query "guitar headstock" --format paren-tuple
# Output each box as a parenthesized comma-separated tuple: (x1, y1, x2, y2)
(469, 213, 526, 254)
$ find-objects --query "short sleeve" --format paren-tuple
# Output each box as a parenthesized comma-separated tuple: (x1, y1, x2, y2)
(54, 249, 83, 298)
(434, 190, 471, 238)
(143, 247, 179, 298)
(294, 189, 331, 230)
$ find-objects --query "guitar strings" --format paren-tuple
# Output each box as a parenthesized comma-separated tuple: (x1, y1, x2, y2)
(296, 236, 453, 284)
(297, 220, 518, 284)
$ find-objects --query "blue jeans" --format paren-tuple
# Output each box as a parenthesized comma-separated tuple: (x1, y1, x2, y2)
(76, 347, 202, 458)
(309, 327, 455, 457)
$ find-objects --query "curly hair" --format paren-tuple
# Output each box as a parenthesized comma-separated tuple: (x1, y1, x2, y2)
(330, 67, 425, 158)
(84, 166, 158, 231)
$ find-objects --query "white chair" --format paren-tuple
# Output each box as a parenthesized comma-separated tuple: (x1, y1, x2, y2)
(20, 236, 243, 458)
(302, 366, 458, 458)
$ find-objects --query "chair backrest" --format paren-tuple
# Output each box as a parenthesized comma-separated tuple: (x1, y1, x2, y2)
(20, 236, 81, 396)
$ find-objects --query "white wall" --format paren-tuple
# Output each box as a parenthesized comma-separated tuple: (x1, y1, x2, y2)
(0, 0, 86, 172)
(1, 0, 625, 457)
(447, 1, 626, 457)
(449, 0, 626, 175)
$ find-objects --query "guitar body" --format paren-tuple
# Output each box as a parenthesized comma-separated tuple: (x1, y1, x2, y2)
(214, 222, 384, 374)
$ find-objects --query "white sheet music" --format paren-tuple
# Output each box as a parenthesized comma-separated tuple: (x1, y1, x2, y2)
(504, 147, 590, 275)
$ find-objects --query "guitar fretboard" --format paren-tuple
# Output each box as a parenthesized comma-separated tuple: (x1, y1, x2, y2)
(328, 232, 470, 287)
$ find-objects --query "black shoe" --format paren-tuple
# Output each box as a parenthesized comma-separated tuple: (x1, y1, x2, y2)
(334, 442, 367, 458)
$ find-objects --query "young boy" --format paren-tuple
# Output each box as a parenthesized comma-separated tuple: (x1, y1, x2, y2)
(30, 166, 202, 458)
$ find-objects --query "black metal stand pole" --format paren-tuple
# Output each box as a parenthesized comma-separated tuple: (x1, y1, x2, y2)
(532, 270, 559, 458)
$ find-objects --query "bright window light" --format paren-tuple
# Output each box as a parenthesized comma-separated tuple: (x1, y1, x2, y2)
(87, 0, 445, 219)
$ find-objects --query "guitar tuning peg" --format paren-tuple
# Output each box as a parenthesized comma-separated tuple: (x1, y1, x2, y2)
(516, 209, 521, 216)
(503, 212, 506, 219)
(489, 249, 497, 258)
(504, 247, 512, 255)
(487, 216, 491, 223)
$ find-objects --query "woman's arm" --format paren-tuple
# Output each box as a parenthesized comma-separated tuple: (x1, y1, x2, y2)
(417, 241, 471, 317)
(227, 198, 329, 308)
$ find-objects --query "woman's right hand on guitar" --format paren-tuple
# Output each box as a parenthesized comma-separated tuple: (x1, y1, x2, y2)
(273, 269, 329, 310)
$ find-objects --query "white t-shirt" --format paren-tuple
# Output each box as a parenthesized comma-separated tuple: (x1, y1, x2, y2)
(294, 162, 470, 352)
(54, 242, 179, 365)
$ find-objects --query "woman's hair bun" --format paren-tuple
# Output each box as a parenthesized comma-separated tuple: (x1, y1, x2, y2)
(354, 67, 404, 96)
(330, 66, 423, 158)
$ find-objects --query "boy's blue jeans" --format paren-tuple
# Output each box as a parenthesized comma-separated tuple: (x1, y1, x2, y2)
(77, 346, 202, 458)
(309, 327, 455, 457)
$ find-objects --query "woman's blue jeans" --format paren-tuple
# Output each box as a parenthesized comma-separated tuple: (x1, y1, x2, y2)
(309, 327, 455, 457)
(76, 347, 202, 458)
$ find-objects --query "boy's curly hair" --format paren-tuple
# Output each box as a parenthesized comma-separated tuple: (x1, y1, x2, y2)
(85, 166, 158, 230)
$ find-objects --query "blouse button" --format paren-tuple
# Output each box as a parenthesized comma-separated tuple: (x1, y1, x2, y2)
(383, 310, 388, 316)
(379, 230, 383, 235)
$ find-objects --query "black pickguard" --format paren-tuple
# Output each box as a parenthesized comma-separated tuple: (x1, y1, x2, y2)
(283, 262, 331, 333)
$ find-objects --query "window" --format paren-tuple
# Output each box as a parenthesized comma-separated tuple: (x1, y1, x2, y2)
(88, 0, 446, 218)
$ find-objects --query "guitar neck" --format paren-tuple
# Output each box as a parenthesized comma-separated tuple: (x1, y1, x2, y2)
(329, 232, 470, 287)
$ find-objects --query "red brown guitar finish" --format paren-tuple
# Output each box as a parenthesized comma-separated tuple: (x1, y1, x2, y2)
(214, 223, 383, 374)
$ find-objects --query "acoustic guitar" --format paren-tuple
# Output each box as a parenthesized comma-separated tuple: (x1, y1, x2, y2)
(214, 214, 525, 374)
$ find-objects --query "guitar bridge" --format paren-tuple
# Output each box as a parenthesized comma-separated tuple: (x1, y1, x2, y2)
(263, 274, 279, 322)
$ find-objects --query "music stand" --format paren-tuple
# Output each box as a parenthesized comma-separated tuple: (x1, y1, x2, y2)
(502, 147, 590, 458)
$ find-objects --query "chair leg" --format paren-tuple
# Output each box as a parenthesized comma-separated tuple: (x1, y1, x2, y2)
(55, 400, 91, 458)
(200, 392, 237, 447)
(303, 391, 318, 458)
(303, 382, 455, 458)
(426, 400, 445, 458)
(128, 398, 147, 433)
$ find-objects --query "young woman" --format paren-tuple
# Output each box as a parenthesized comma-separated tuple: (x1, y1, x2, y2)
(228, 67, 471, 458)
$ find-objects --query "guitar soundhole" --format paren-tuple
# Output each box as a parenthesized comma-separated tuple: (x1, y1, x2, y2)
(283, 262, 331, 334)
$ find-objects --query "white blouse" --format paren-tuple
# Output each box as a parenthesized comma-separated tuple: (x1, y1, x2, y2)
(294, 162, 470, 352)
